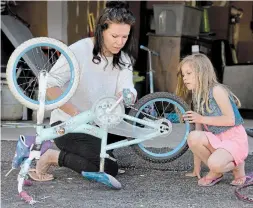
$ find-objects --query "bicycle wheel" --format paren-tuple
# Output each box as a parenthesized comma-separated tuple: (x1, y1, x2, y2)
(128, 92, 194, 163)
(6, 37, 80, 111)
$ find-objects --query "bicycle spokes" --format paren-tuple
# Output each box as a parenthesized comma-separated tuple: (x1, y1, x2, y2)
(131, 94, 190, 161)
(13, 44, 71, 105)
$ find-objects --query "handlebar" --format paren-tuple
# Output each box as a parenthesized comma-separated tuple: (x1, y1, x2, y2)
(140, 45, 159, 56)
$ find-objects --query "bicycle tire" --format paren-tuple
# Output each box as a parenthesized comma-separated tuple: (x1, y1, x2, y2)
(128, 92, 194, 163)
(6, 37, 80, 111)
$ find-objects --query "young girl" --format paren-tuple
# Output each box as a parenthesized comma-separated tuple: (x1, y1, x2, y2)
(176, 54, 249, 186)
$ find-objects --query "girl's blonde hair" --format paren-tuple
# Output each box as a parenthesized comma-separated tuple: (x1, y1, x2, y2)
(176, 54, 241, 114)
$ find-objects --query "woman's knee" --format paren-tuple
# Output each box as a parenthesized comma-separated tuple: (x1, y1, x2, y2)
(187, 131, 204, 148)
(54, 136, 65, 150)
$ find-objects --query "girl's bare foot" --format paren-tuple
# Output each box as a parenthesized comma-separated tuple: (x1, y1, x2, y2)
(231, 162, 246, 186)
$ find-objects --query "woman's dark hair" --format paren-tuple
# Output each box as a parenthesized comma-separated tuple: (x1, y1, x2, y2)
(92, 1, 137, 70)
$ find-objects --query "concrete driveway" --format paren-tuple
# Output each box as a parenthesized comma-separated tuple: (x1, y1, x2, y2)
(1, 120, 253, 208)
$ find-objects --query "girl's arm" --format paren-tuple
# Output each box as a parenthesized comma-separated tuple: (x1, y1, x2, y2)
(195, 123, 202, 131)
(184, 85, 235, 126)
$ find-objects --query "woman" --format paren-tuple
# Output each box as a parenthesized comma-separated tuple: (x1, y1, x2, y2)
(28, 1, 137, 189)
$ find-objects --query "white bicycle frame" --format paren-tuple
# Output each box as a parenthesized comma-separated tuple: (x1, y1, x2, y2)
(19, 70, 171, 188)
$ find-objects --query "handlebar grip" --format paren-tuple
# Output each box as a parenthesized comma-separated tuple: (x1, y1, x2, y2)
(140, 45, 149, 51)
(140, 45, 159, 56)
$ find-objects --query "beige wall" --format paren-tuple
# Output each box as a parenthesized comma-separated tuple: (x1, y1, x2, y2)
(67, 1, 141, 46)
(13, 1, 48, 37)
(12, 1, 141, 47)
(67, 1, 106, 45)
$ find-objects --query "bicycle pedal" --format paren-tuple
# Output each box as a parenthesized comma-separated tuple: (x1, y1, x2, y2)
(123, 88, 132, 106)
(108, 155, 117, 162)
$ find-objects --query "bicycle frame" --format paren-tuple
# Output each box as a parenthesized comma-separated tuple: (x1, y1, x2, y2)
(34, 108, 169, 167)
(17, 70, 171, 193)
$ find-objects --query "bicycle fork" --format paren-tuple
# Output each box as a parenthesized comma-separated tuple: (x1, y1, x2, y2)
(17, 70, 49, 204)
(140, 45, 159, 94)
(148, 51, 154, 94)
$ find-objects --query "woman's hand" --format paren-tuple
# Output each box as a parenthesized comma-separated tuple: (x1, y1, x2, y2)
(183, 111, 203, 124)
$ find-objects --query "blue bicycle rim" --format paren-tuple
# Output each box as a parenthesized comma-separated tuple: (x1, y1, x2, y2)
(136, 98, 190, 158)
(13, 42, 75, 105)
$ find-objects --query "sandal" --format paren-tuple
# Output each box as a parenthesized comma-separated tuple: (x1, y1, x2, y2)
(230, 174, 253, 186)
(198, 175, 223, 187)
(28, 169, 54, 182)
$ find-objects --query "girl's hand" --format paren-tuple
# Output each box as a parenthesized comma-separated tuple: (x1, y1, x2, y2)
(183, 111, 203, 124)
